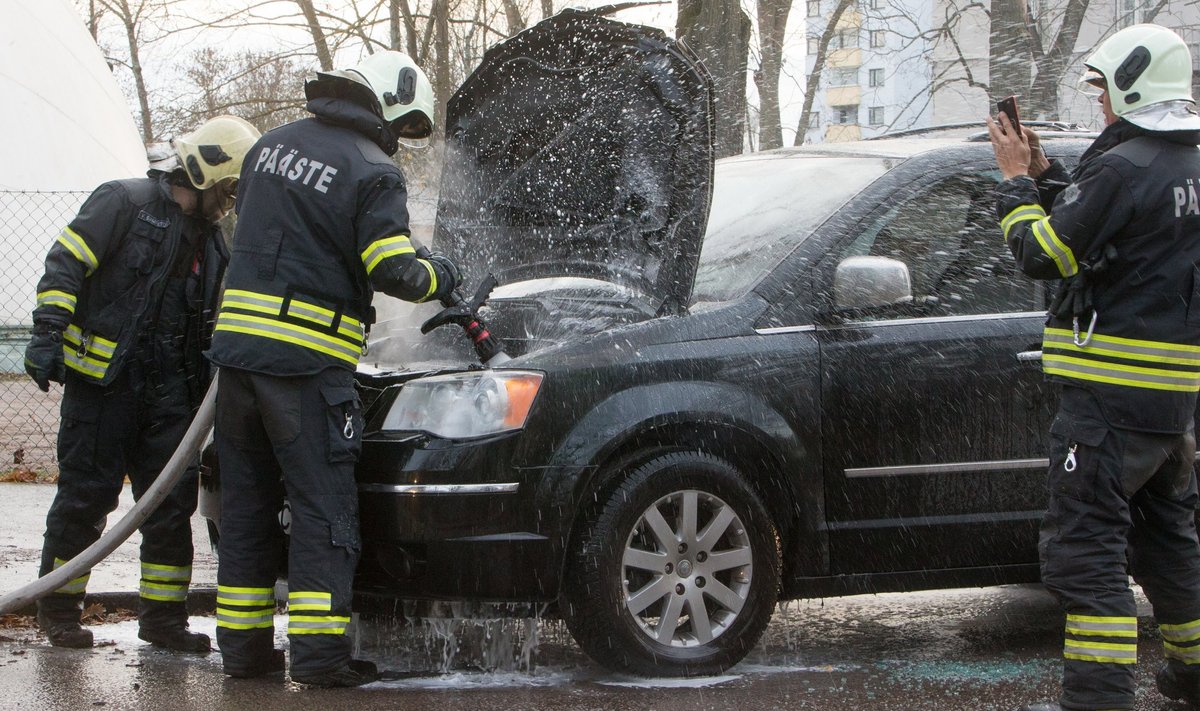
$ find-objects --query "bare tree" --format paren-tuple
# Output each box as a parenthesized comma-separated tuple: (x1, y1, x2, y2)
(754, 0, 792, 150)
(678, 0, 753, 157)
(793, 0, 855, 146)
(292, 0, 336, 70)
(93, 0, 167, 141)
(161, 48, 311, 135)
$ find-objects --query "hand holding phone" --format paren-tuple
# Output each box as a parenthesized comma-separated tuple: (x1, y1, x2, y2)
(996, 95, 1022, 136)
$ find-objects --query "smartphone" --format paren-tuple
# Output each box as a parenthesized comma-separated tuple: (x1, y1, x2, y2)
(996, 95, 1022, 136)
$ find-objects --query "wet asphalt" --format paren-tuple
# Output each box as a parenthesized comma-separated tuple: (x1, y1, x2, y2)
(0, 483, 1191, 710)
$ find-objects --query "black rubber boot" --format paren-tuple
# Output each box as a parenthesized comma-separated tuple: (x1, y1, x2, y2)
(138, 625, 211, 653)
(1158, 666, 1200, 707)
(36, 599, 92, 649)
(225, 648, 286, 679)
(291, 659, 379, 688)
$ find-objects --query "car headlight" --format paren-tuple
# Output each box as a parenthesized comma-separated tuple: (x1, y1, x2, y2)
(380, 370, 544, 439)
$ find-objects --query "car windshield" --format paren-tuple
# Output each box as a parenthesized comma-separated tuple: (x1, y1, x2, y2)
(692, 154, 896, 303)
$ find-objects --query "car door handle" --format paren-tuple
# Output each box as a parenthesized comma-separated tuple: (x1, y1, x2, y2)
(1016, 350, 1042, 362)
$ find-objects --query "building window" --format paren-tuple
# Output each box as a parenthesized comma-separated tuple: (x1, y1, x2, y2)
(1116, 0, 1146, 29)
(828, 67, 858, 86)
(869, 68, 884, 87)
(832, 106, 858, 125)
(807, 0, 820, 16)
(830, 28, 859, 50)
(870, 30, 886, 48)
(869, 106, 885, 125)
(808, 36, 820, 55)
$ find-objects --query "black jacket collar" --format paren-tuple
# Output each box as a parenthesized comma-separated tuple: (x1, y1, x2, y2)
(306, 97, 399, 156)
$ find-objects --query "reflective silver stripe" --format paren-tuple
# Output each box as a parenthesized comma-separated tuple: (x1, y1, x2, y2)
(1044, 353, 1200, 392)
(361, 235, 415, 274)
(1000, 204, 1045, 239)
(217, 608, 275, 629)
(140, 581, 188, 602)
(216, 586, 274, 606)
(215, 312, 362, 364)
(64, 325, 117, 358)
(56, 227, 99, 274)
(1162, 619, 1200, 643)
(1065, 615, 1137, 638)
(51, 558, 89, 595)
(1043, 329, 1200, 366)
(1063, 639, 1137, 664)
(287, 615, 350, 635)
(37, 290, 77, 313)
(1165, 641, 1200, 663)
(288, 592, 332, 611)
(221, 290, 364, 336)
(1031, 218, 1078, 277)
(141, 563, 191, 581)
(358, 483, 520, 495)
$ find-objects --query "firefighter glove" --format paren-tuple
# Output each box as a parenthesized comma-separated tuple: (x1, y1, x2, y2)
(24, 324, 65, 392)
(426, 252, 462, 303)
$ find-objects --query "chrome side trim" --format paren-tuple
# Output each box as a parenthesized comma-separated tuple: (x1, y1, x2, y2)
(755, 325, 817, 335)
(824, 509, 1043, 532)
(357, 483, 520, 495)
(845, 458, 1049, 478)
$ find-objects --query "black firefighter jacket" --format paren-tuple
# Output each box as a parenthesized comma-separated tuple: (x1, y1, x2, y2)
(996, 120, 1200, 433)
(207, 97, 445, 376)
(32, 174, 228, 399)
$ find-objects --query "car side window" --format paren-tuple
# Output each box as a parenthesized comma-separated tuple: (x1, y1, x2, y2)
(840, 172, 1042, 318)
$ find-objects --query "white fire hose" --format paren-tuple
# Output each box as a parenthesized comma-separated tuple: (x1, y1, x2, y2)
(0, 373, 218, 616)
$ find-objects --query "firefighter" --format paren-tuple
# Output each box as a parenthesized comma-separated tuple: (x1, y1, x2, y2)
(206, 51, 460, 686)
(25, 115, 260, 651)
(988, 24, 1200, 711)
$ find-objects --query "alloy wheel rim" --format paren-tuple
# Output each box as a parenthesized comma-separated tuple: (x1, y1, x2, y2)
(621, 489, 753, 647)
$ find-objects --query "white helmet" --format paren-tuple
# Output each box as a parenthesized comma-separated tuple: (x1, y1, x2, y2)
(173, 115, 261, 189)
(315, 51, 435, 145)
(1082, 24, 1200, 130)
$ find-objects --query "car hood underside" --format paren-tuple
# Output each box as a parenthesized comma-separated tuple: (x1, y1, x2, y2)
(434, 9, 715, 315)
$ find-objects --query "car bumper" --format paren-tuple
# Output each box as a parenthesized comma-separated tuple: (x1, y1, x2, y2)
(353, 432, 570, 602)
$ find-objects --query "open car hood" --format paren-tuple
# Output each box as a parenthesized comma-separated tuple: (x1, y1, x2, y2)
(435, 9, 715, 315)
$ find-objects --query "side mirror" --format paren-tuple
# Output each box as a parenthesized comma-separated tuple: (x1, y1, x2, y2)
(833, 256, 914, 311)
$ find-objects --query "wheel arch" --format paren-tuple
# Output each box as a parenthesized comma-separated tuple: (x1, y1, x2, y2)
(537, 380, 816, 591)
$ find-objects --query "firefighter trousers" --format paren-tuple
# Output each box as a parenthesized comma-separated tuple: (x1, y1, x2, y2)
(213, 367, 363, 677)
(1041, 403, 1200, 710)
(39, 361, 200, 631)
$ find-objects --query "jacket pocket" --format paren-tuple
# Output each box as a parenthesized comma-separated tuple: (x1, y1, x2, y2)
(125, 219, 164, 276)
(322, 385, 362, 464)
(1047, 414, 1109, 503)
(1187, 265, 1200, 327)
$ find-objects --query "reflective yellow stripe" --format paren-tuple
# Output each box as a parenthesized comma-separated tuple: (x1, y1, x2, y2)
(141, 562, 191, 581)
(361, 235, 415, 275)
(215, 312, 361, 365)
(1065, 614, 1138, 638)
(1162, 619, 1200, 644)
(216, 585, 274, 608)
(221, 289, 364, 334)
(56, 227, 99, 274)
(63, 325, 117, 357)
(1043, 353, 1200, 392)
(51, 558, 90, 595)
(1166, 640, 1200, 663)
(287, 591, 332, 612)
(1000, 204, 1046, 240)
(287, 614, 350, 635)
(420, 260, 437, 302)
(1064, 639, 1137, 664)
(140, 581, 188, 602)
(216, 607, 275, 630)
(36, 290, 77, 313)
(1031, 217, 1078, 277)
(1044, 328, 1200, 365)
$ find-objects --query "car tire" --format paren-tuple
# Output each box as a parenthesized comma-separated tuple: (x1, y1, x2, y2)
(562, 451, 780, 677)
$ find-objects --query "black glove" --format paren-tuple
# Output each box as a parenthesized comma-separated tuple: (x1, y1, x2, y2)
(24, 323, 65, 392)
(426, 252, 462, 303)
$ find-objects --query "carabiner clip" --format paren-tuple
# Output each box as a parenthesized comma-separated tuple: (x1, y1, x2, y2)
(76, 333, 91, 358)
(1064, 443, 1078, 472)
(1072, 312, 1097, 347)
(342, 411, 355, 439)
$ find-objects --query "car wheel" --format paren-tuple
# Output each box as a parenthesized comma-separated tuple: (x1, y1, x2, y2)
(563, 451, 780, 676)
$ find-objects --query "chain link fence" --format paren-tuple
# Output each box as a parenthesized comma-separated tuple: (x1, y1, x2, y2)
(0, 191, 89, 478)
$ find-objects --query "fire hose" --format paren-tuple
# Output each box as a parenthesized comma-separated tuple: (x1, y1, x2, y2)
(0, 372, 219, 616)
